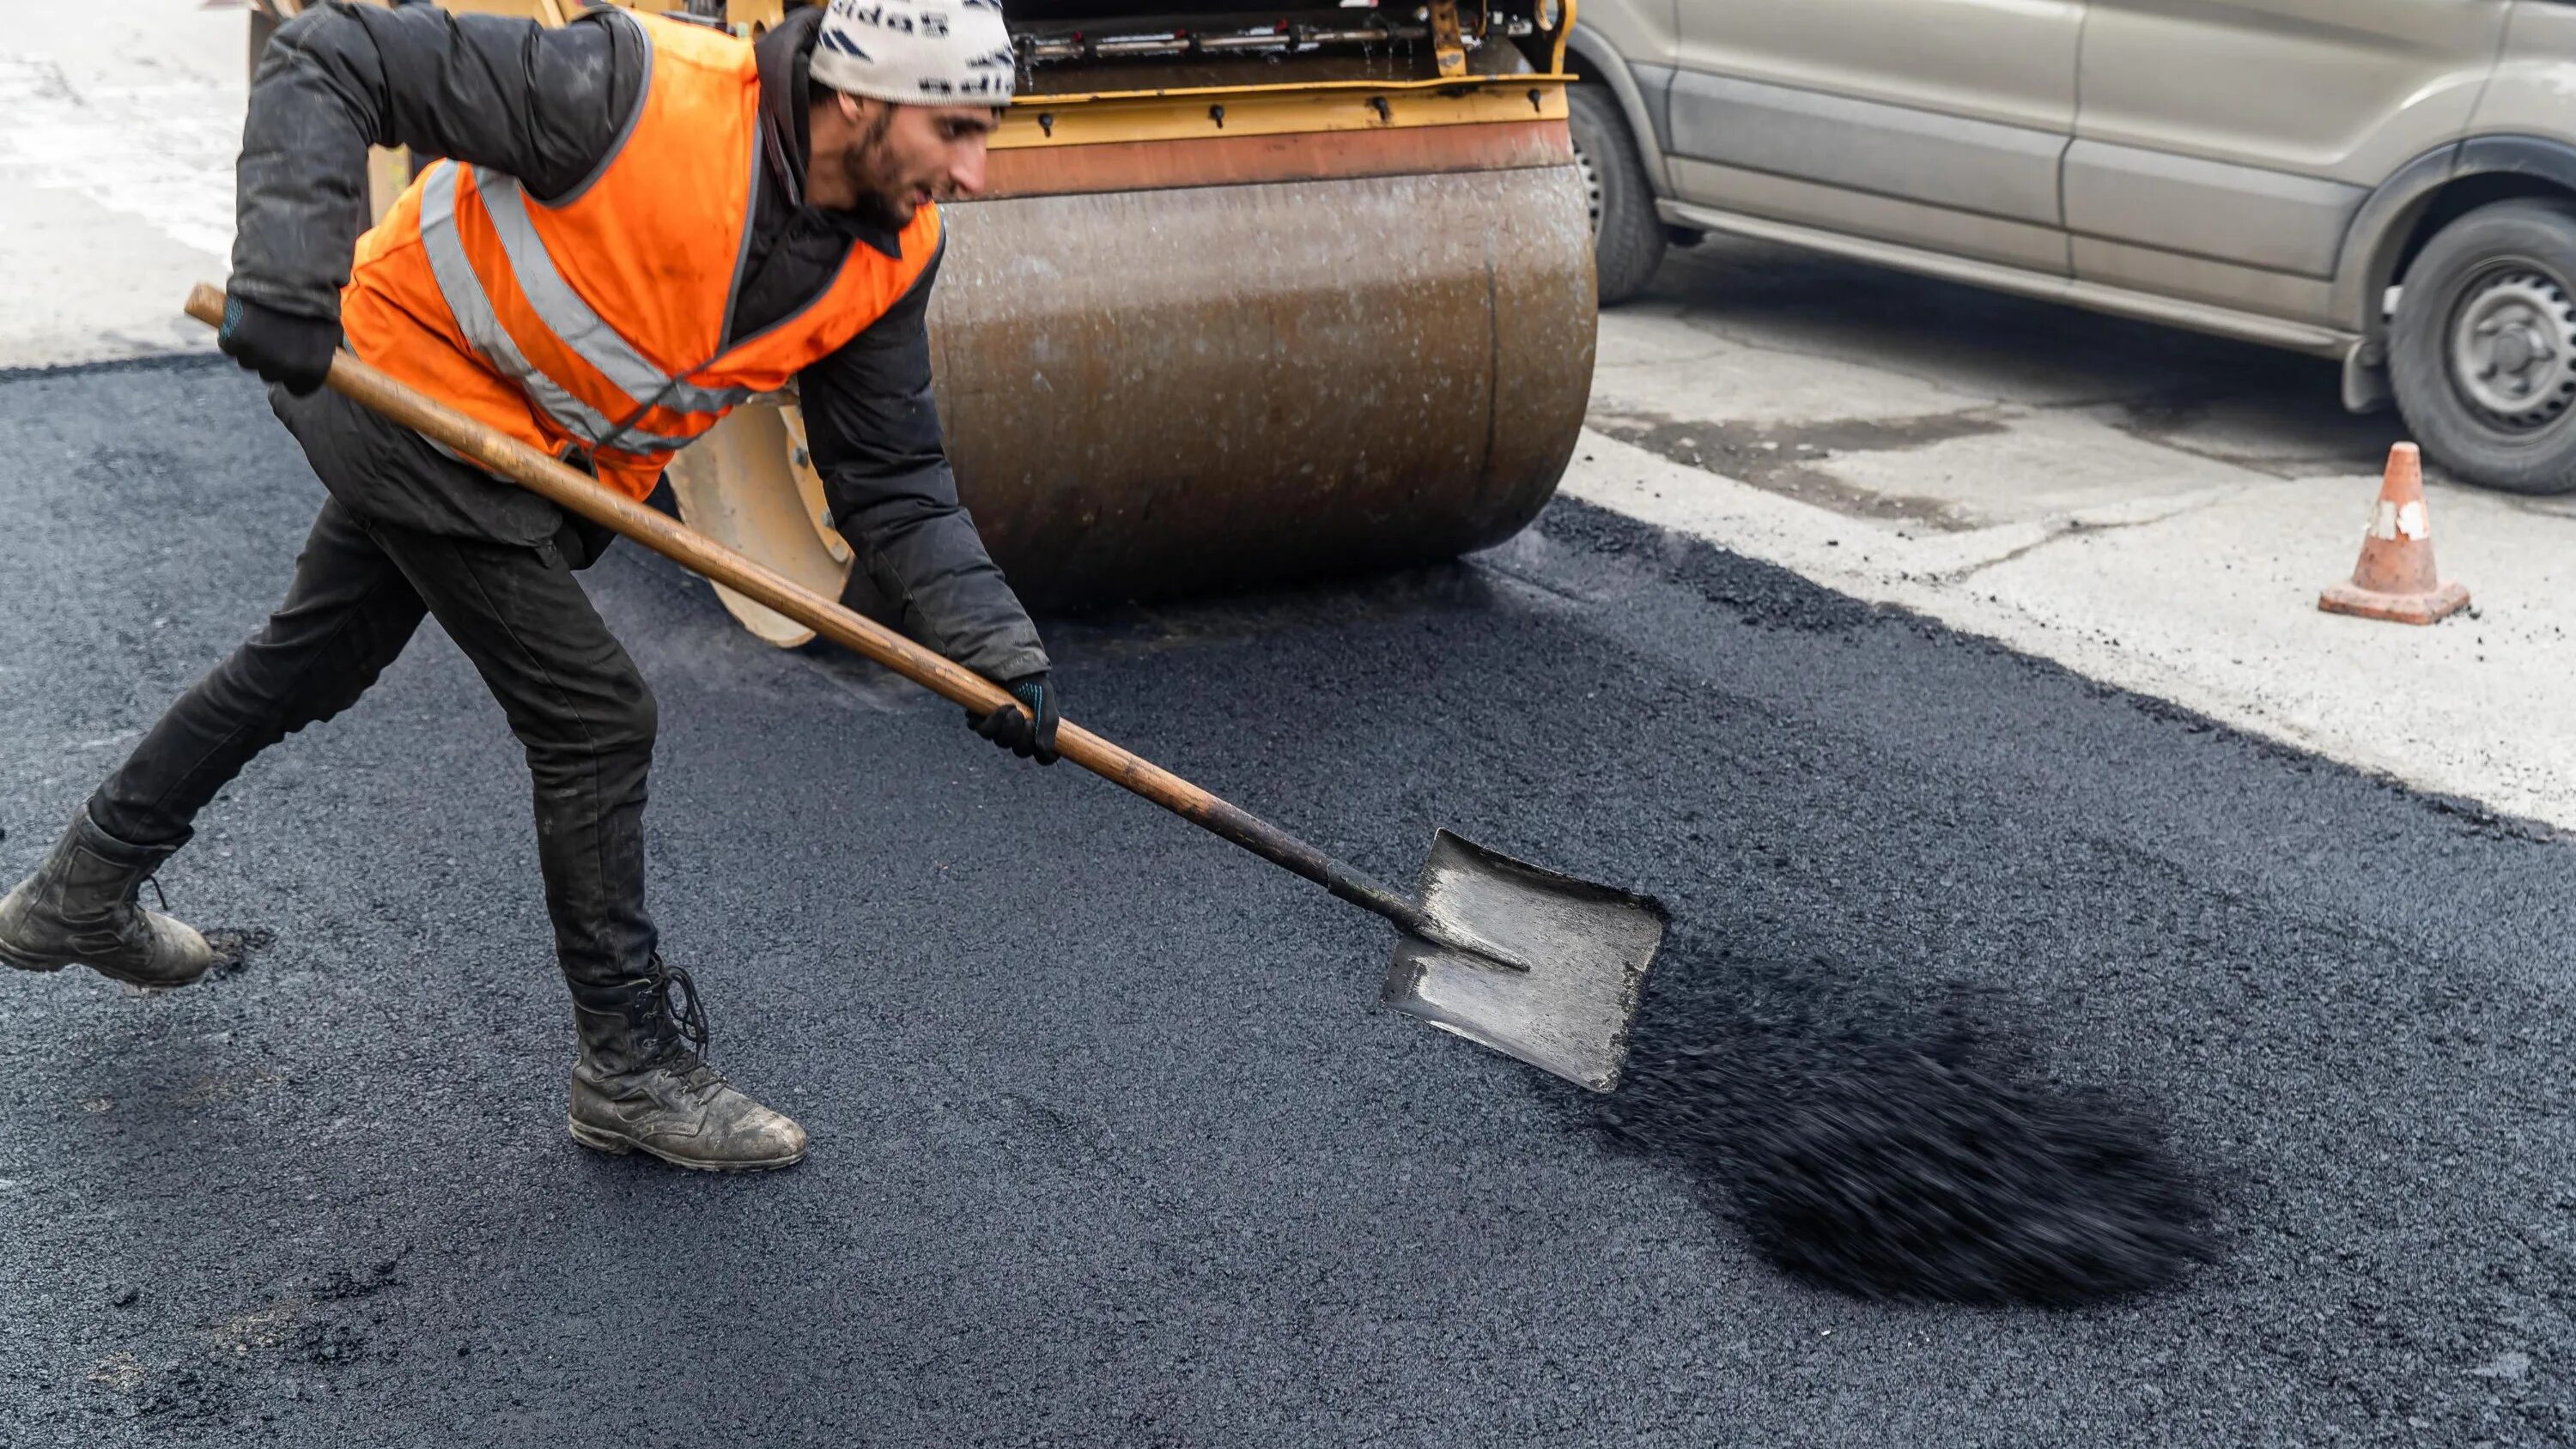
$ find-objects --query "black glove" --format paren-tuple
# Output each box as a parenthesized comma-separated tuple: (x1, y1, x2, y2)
(967, 673, 1060, 765)
(217, 294, 342, 397)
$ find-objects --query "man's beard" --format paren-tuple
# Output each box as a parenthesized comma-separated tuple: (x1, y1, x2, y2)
(850, 187, 912, 229)
(840, 106, 913, 229)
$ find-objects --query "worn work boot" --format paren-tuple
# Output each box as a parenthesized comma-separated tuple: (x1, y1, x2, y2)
(0, 809, 216, 988)
(566, 959, 807, 1172)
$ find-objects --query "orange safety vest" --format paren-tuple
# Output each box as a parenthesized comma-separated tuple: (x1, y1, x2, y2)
(340, 9, 942, 502)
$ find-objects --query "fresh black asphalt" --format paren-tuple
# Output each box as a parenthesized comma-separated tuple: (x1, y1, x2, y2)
(2, 360, 2569, 1446)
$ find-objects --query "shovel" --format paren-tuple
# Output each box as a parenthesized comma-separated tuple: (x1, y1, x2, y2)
(185, 284, 1666, 1091)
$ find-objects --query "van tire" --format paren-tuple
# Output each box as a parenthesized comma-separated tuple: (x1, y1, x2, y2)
(1566, 85, 1664, 306)
(2390, 197, 2576, 496)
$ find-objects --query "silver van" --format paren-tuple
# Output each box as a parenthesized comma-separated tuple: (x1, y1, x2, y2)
(1563, 2, 2576, 494)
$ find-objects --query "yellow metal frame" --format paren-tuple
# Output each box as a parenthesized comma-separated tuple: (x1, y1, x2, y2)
(714, 0, 1578, 64)
(1427, 0, 1468, 77)
(701, 0, 1583, 116)
(264, 0, 1576, 70)
(994, 76, 1569, 149)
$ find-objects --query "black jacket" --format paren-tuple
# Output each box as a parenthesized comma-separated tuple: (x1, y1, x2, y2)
(237, 2, 1047, 682)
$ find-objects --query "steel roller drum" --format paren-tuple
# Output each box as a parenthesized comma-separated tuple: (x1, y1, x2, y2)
(927, 155, 1595, 609)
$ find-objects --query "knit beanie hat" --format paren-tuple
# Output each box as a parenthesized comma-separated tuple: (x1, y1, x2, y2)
(811, 0, 1017, 105)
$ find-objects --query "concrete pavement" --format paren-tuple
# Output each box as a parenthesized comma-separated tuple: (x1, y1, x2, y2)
(1581, 239, 2576, 832)
(0, 3, 243, 367)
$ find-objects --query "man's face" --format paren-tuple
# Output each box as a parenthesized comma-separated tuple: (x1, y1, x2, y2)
(839, 98, 999, 227)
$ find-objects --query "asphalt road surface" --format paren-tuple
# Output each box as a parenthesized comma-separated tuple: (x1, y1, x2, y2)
(3, 361, 2572, 1447)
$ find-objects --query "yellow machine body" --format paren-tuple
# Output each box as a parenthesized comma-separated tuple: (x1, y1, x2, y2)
(252, 0, 1597, 645)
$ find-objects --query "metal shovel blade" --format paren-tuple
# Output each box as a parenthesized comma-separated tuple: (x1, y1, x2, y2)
(1381, 830, 1668, 1093)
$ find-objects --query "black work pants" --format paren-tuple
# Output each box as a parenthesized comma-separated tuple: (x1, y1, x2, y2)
(88, 497, 659, 1008)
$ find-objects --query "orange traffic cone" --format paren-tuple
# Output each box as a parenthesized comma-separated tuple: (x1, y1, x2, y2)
(2318, 442, 2469, 626)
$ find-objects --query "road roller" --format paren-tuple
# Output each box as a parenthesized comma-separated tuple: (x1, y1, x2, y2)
(248, 0, 1595, 644)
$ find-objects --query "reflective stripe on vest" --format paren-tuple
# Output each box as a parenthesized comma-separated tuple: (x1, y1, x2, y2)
(476, 167, 762, 420)
(417, 161, 709, 455)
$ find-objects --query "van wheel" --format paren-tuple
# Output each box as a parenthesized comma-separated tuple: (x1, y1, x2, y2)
(1566, 85, 1665, 306)
(2391, 198, 2576, 495)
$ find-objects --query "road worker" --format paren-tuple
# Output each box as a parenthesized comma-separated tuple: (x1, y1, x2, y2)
(0, 0, 1054, 1172)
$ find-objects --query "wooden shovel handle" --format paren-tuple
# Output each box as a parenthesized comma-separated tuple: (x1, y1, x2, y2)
(185, 284, 1438, 938)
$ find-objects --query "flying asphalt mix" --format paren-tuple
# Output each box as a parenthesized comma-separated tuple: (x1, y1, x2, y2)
(2, 361, 2571, 1446)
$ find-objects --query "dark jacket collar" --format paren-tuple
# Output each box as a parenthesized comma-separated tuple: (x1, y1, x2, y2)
(754, 6, 904, 260)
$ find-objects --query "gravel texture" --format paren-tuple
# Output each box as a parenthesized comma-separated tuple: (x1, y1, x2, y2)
(1599, 956, 2213, 1304)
